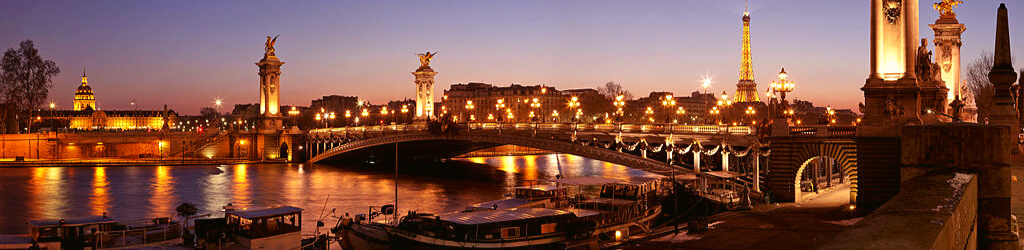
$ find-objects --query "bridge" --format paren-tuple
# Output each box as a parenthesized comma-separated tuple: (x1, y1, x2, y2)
(305, 122, 857, 203)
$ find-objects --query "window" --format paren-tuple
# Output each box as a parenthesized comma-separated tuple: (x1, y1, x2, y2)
(540, 223, 557, 234)
(500, 227, 520, 238)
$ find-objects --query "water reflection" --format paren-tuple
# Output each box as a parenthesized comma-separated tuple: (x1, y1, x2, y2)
(0, 154, 660, 235)
(91, 167, 110, 215)
(149, 166, 176, 218)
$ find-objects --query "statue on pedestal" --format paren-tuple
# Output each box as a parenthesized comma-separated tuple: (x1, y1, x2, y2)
(417, 51, 437, 70)
(264, 35, 279, 58)
(933, 0, 963, 18)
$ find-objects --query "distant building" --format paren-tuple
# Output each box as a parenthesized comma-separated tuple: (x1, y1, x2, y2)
(310, 95, 359, 114)
(40, 71, 178, 130)
(441, 83, 564, 122)
(73, 71, 96, 111)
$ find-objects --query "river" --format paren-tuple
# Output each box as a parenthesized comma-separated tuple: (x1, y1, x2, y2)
(0, 154, 661, 235)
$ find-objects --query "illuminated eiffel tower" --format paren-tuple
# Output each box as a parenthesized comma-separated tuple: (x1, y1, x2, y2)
(734, 3, 760, 103)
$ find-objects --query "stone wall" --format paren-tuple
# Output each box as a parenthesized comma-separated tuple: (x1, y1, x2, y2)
(821, 171, 977, 249)
(0, 131, 218, 159)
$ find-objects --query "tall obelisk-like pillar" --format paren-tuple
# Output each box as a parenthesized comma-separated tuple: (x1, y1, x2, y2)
(929, 2, 966, 114)
(413, 52, 437, 122)
(255, 35, 284, 160)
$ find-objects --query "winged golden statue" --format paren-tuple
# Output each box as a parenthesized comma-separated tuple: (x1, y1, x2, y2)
(933, 0, 963, 18)
(417, 51, 437, 68)
(265, 35, 279, 56)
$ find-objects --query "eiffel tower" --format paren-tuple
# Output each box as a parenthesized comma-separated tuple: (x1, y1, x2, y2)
(734, 3, 760, 103)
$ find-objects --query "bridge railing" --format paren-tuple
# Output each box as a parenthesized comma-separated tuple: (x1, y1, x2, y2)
(787, 125, 856, 137)
(310, 123, 755, 136)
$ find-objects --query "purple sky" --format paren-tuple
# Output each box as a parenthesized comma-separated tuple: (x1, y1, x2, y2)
(1, 1, 1023, 115)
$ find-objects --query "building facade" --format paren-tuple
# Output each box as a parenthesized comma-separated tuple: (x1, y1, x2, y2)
(41, 72, 177, 130)
(441, 83, 567, 123)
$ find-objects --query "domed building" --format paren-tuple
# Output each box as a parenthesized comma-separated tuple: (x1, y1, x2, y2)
(73, 71, 95, 111)
(40, 70, 178, 130)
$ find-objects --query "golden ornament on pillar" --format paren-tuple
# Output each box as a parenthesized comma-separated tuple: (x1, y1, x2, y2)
(933, 0, 962, 18)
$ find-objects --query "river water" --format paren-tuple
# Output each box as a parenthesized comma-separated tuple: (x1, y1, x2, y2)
(0, 154, 661, 235)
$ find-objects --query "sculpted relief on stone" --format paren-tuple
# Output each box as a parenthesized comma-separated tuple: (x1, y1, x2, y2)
(884, 0, 902, 24)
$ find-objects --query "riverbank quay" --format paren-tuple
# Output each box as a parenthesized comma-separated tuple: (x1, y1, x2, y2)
(621, 185, 863, 249)
(0, 157, 287, 167)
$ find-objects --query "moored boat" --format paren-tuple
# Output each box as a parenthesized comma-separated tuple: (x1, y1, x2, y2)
(0, 214, 182, 250)
(334, 207, 599, 250)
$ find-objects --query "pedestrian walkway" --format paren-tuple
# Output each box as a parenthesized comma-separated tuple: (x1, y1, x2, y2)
(626, 185, 864, 249)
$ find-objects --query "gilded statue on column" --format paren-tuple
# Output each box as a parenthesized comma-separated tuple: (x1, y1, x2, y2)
(933, 0, 963, 18)
(417, 51, 437, 69)
(264, 35, 279, 58)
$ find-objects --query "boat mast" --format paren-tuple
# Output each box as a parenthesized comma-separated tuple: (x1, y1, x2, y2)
(394, 142, 399, 225)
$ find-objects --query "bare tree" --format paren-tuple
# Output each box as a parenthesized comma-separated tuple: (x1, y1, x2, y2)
(596, 81, 633, 100)
(964, 51, 997, 122)
(1, 40, 60, 120)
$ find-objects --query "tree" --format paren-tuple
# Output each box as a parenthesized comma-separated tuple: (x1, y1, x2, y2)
(0, 40, 60, 114)
(200, 107, 219, 120)
(596, 81, 633, 100)
(963, 51, 1006, 123)
(175, 202, 198, 243)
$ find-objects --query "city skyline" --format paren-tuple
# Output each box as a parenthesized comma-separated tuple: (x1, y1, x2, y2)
(2, 0, 1023, 114)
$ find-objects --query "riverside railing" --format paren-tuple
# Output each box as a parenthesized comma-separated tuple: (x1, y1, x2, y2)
(95, 222, 182, 249)
(310, 123, 756, 136)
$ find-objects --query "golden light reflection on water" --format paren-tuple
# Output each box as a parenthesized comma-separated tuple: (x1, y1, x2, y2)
(149, 166, 175, 218)
(91, 167, 110, 215)
(28, 168, 66, 219)
(232, 165, 252, 207)
(521, 155, 539, 181)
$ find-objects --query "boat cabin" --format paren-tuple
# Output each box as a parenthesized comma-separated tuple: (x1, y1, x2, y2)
(29, 215, 117, 249)
(466, 184, 572, 211)
(399, 208, 592, 242)
(701, 171, 747, 206)
(226, 206, 303, 250)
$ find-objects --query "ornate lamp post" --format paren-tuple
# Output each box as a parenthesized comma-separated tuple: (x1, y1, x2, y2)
(718, 92, 732, 125)
(360, 108, 369, 126)
(328, 111, 336, 127)
(400, 105, 409, 124)
(344, 110, 352, 126)
(770, 68, 796, 119)
(465, 100, 475, 124)
(567, 96, 581, 139)
(701, 76, 712, 124)
(613, 94, 626, 138)
(495, 99, 506, 131)
(744, 106, 756, 125)
(530, 98, 541, 132)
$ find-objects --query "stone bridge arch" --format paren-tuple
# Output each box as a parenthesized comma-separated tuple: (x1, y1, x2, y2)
(308, 132, 681, 174)
(767, 138, 857, 203)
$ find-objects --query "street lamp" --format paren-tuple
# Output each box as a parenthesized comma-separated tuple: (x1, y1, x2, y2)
(614, 94, 626, 137)
(400, 105, 409, 124)
(345, 109, 352, 126)
(361, 108, 369, 126)
(744, 106, 756, 125)
(701, 76, 712, 124)
(465, 100, 475, 124)
(719, 91, 732, 125)
(770, 68, 796, 119)
(495, 99, 506, 131)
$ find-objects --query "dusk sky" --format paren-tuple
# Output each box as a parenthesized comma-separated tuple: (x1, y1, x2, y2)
(2, 0, 1023, 115)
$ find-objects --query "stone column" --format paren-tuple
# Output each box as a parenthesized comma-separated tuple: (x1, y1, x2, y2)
(721, 151, 730, 172)
(930, 13, 966, 110)
(256, 55, 285, 131)
(902, 0, 919, 80)
(413, 68, 437, 122)
(693, 151, 701, 173)
(902, 123, 1015, 249)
